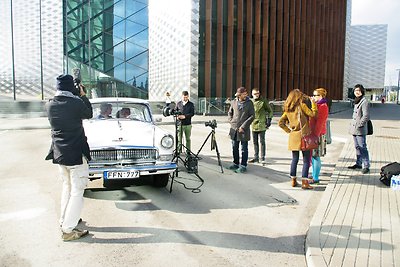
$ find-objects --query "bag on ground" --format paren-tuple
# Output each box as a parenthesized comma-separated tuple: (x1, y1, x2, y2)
(380, 162, 400, 186)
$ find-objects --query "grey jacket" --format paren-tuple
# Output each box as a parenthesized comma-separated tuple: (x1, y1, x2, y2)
(349, 97, 370, 136)
(228, 97, 255, 141)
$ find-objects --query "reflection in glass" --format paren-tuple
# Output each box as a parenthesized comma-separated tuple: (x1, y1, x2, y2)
(65, 0, 149, 99)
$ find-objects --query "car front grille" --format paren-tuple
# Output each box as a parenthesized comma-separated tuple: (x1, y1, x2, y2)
(90, 148, 157, 163)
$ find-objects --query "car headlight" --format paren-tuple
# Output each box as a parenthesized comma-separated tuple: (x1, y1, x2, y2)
(161, 135, 174, 149)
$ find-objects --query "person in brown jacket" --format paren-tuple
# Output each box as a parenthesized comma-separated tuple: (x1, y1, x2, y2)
(278, 89, 317, 189)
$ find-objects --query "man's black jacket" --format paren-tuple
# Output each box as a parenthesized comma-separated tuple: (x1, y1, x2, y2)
(175, 100, 195, 126)
(45, 94, 93, 166)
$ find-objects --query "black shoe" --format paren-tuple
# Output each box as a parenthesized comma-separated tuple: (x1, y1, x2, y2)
(348, 164, 362, 169)
(361, 168, 370, 174)
(248, 158, 259, 163)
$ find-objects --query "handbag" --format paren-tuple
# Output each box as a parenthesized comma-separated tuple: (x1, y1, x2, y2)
(367, 120, 373, 135)
(301, 133, 319, 151)
(297, 107, 319, 151)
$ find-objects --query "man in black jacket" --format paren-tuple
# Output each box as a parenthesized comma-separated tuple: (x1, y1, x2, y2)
(175, 91, 195, 153)
(45, 74, 93, 241)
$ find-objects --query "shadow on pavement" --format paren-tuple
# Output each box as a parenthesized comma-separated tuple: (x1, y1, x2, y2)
(79, 225, 305, 254)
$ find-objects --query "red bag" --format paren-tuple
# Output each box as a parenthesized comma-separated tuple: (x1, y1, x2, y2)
(301, 134, 319, 151)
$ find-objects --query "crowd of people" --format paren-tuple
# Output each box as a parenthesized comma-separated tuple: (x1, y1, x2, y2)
(45, 73, 371, 241)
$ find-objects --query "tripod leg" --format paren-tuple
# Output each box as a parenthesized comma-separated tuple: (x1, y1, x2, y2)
(212, 133, 224, 173)
(196, 131, 212, 157)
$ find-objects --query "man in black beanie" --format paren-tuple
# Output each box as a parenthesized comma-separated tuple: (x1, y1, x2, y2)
(45, 74, 93, 241)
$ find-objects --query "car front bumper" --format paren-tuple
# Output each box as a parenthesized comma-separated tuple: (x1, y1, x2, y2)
(88, 162, 177, 178)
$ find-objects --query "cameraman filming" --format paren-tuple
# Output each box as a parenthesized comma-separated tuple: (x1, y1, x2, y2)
(175, 90, 195, 154)
(45, 74, 93, 241)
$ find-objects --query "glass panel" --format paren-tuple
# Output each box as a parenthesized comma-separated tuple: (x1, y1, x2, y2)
(126, 64, 146, 83)
(104, 53, 124, 70)
(125, 41, 146, 60)
(113, 41, 125, 61)
(126, 0, 147, 17)
(91, 16, 103, 32)
(68, 26, 83, 41)
(134, 72, 148, 90)
(126, 20, 147, 39)
(126, 29, 148, 48)
(127, 7, 148, 27)
(113, 20, 126, 39)
(66, 0, 80, 11)
(127, 51, 148, 70)
(90, 24, 103, 39)
(113, 63, 126, 81)
(91, 54, 105, 71)
(103, 0, 115, 10)
(68, 7, 83, 24)
(114, 0, 125, 18)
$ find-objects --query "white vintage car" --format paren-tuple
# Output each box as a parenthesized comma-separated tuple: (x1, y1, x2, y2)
(83, 97, 176, 187)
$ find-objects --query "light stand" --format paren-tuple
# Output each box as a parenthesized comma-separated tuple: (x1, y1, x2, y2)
(396, 68, 400, 105)
(169, 116, 204, 193)
(196, 124, 224, 173)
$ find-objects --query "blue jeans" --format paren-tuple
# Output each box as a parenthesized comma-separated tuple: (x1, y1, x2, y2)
(232, 140, 249, 167)
(353, 135, 370, 168)
(290, 150, 311, 178)
(252, 130, 266, 160)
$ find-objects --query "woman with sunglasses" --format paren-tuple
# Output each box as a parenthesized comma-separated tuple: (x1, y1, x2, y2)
(308, 88, 329, 184)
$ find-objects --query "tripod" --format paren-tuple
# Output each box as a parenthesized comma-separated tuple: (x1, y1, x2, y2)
(169, 117, 204, 193)
(196, 126, 224, 173)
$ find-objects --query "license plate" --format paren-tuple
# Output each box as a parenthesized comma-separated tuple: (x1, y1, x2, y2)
(104, 171, 140, 179)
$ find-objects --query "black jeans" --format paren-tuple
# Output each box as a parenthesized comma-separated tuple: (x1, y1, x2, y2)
(252, 130, 266, 160)
(290, 150, 311, 178)
(232, 140, 249, 167)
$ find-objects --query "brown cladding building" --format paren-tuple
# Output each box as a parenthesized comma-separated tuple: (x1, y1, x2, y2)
(198, 0, 347, 100)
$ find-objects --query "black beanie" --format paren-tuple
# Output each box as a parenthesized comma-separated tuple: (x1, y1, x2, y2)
(56, 74, 75, 92)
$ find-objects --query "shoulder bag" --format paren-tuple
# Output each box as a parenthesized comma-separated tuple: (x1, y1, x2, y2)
(298, 106, 319, 151)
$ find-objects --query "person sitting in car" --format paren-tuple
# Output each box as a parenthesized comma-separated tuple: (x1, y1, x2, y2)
(97, 103, 112, 119)
(116, 108, 131, 119)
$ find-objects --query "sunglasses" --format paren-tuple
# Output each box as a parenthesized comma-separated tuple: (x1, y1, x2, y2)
(313, 94, 320, 96)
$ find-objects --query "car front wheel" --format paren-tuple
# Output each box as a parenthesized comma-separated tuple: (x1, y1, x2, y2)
(153, 174, 169, 187)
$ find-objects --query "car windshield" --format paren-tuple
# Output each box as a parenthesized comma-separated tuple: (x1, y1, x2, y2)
(91, 102, 152, 123)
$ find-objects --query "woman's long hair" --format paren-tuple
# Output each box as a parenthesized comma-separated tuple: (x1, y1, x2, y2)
(284, 89, 303, 112)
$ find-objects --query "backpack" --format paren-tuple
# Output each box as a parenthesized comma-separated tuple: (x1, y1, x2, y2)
(380, 162, 400, 186)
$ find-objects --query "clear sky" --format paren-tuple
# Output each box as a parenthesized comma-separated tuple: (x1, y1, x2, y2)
(352, 0, 400, 86)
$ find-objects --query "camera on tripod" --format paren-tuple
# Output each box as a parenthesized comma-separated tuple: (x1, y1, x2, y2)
(162, 106, 183, 117)
(205, 119, 217, 129)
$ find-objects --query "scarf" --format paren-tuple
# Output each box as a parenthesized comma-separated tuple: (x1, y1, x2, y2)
(317, 98, 327, 105)
(354, 96, 363, 105)
(55, 90, 82, 100)
(238, 96, 249, 110)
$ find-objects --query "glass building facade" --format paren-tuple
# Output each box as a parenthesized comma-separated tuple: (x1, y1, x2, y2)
(65, 0, 149, 99)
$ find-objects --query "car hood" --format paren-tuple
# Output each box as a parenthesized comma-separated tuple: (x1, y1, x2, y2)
(83, 120, 156, 148)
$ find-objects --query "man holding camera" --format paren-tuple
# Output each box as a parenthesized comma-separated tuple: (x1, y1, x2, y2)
(175, 91, 195, 153)
(248, 88, 273, 165)
(45, 74, 93, 241)
(228, 87, 255, 173)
